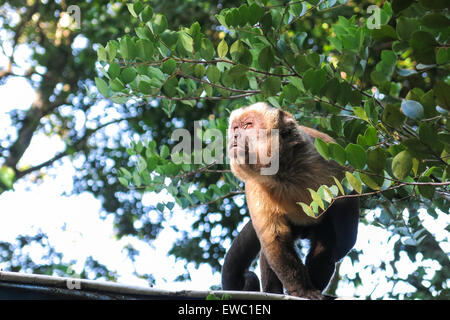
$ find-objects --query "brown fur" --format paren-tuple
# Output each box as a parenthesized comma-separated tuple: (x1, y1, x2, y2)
(222, 103, 359, 299)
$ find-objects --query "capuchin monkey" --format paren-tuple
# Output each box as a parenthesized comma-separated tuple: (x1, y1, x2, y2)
(221, 102, 359, 299)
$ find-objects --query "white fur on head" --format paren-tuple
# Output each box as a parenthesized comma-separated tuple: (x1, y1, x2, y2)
(228, 102, 281, 181)
(228, 102, 279, 138)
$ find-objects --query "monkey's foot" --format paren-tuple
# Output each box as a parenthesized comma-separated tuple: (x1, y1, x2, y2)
(289, 289, 326, 300)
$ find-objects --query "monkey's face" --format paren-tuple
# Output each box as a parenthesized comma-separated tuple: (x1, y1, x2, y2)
(228, 104, 281, 178)
(229, 112, 264, 159)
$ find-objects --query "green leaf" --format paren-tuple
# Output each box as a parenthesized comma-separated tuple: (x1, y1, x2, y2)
(419, 0, 448, 9)
(120, 67, 137, 84)
(230, 40, 252, 65)
(337, 81, 352, 106)
(353, 107, 369, 122)
(119, 36, 137, 60)
(345, 171, 362, 194)
(260, 13, 273, 34)
(152, 14, 168, 34)
(282, 84, 299, 103)
(367, 148, 387, 173)
(421, 13, 450, 29)
(298, 202, 316, 218)
(260, 76, 281, 98)
(206, 66, 221, 83)
(177, 31, 194, 55)
(160, 145, 170, 159)
(0, 166, 15, 189)
(306, 52, 321, 68)
(189, 22, 202, 52)
(359, 173, 380, 190)
(364, 127, 378, 146)
(330, 115, 342, 136)
(200, 39, 215, 60)
(419, 122, 443, 154)
(417, 176, 435, 199)
(95, 77, 110, 98)
(303, 69, 326, 94)
(133, 170, 142, 187)
(217, 39, 228, 59)
(161, 30, 178, 48)
(162, 77, 178, 97)
(317, 185, 333, 203)
(402, 138, 431, 160)
(294, 55, 310, 73)
(118, 177, 129, 187)
(314, 138, 329, 160)
(120, 167, 133, 179)
(308, 188, 325, 210)
(97, 45, 107, 62)
(372, 25, 397, 41)
(105, 41, 118, 61)
(194, 64, 206, 78)
(436, 48, 450, 65)
(238, 4, 251, 26)
(382, 104, 405, 129)
(345, 143, 367, 170)
(248, 3, 265, 25)
(136, 39, 155, 61)
(434, 81, 450, 111)
(139, 6, 153, 22)
(108, 62, 120, 79)
(325, 78, 340, 103)
(228, 64, 248, 79)
(392, 150, 413, 180)
(401, 100, 424, 120)
(138, 80, 153, 94)
(162, 58, 177, 74)
(258, 46, 275, 71)
(333, 176, 345, 196)
(127, 2, 142, 17)
(329, 143, 346, 166)
(410, 31, 437, 65)
(392, 0, 414, 14)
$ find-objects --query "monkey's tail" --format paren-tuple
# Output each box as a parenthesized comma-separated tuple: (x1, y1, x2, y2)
(221, 220, 261, 291)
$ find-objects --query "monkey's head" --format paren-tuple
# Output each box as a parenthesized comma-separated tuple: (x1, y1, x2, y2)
(228, 102, 300, 180)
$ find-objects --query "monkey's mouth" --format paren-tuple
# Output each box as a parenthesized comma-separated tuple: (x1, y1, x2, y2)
(229, 143, 247, 159)
(229, 141, 239, 151)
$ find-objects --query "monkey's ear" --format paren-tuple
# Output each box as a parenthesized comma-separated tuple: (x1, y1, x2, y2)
(278, 109, 297, 137)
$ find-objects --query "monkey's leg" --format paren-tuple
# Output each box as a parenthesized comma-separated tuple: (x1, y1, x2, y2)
(260, 251, 283, 294)
(305, 197, 359, 291)
(221, 220, 261, 291)
(305, 225, 336, 291)
(330, 197, 359, 260)
(260, 229, 324, 299)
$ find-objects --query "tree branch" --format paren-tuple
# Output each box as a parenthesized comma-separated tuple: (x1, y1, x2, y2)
(16, 116, 137, 179)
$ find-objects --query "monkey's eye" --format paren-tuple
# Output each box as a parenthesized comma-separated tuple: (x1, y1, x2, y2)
(242, 122, 252, 129)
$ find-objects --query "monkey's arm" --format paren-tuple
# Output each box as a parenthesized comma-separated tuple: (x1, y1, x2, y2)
(257, 222, 324, 299)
